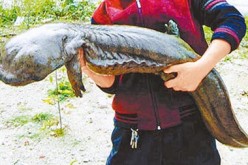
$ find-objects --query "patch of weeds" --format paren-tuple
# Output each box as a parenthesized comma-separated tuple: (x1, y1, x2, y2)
(241, 52, 248, 60)
(203, 26, 212, 44)
(0, 3, 21, 27)
(7, 112, 66, 139)
(0, 0, 96, 27)
(223, 55, 233, 62)
(45, 70, 75, 104)
(50, 128, 66, 137)
(7, 113, 56, 128)
(47, 78, 75, 102)
(32, 113, 53, 123)
(42, 97, 56, 105)
(239, 51, 248, 59)
(40, 117, 59, 130)
(54, 0, 96, 22)
(8, 115, 31, 127)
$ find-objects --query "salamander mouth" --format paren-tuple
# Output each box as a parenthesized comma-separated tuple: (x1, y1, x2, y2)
(0, 64, 44, 86)
(0, 65, 24, 86)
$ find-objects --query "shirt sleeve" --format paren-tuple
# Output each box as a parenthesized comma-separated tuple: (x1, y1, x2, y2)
(96, 75, 120, 94)
(191, 0, 246, 51)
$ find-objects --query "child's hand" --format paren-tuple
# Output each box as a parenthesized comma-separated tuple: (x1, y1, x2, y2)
(163, 39, 231, 92)
(163, 61, 208, 92)
(78, 48, 91, 74)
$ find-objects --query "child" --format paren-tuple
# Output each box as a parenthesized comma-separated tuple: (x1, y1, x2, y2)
(80, 0, 246, 164)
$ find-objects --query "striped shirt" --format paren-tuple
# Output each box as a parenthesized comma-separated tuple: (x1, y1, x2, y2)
(192, 0, 246, 51)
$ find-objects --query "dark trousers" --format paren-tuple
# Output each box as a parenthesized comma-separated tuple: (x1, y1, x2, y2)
(106, 115, 221, 165)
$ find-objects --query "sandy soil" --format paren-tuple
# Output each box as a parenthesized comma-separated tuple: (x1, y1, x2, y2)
(0, 54, 248, 165)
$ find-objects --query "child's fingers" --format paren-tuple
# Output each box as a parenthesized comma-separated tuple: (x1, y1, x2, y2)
(78, 48, 86, 66)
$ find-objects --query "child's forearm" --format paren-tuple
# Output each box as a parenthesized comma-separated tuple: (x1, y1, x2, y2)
(78, 48, 115, 88)
(195, 39, 231, 77)
(81, 66, 115, 88)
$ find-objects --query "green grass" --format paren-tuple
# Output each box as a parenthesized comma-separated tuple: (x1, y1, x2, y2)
(45, 76, 75, 104)
(203, 25, 212, 44)
(9, 115, 30, 127)
(50, 128, 66, 137)
(6, 112, 65, 138)
(32, 113, 54, 123)
(8, 112, 56, 127)
(49, 79, 75, 100)
(0, 0, 96, 28)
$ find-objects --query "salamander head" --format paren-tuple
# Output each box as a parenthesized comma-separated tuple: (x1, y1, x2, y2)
(0, 23, 85, 86)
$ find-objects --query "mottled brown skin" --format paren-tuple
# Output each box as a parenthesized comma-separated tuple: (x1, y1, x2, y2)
(0, 23, 247, 147)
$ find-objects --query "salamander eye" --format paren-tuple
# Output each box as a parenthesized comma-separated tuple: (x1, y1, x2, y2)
(62, 36, 68, 42)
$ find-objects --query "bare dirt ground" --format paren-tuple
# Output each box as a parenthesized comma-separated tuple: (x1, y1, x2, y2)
(0, 74, 114, 165)
(0, 52, 248, 165)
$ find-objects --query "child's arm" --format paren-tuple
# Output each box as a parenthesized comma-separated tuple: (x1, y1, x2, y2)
(163, 39, 231, 92)
(78, 48, 115, 88)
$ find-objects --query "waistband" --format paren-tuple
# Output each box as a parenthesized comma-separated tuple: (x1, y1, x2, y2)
(114, 104, 199, 129)
(114, 109, 202, 130)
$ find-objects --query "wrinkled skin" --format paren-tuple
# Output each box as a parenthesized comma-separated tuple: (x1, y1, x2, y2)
(0, 23, 247, 147)
(0, 23, 86, 96)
